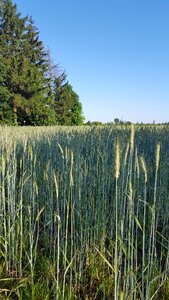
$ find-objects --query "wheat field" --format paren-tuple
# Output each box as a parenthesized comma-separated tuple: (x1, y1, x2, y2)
(0, 125, 168, 299)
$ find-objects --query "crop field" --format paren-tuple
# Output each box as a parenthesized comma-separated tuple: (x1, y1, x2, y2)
(0, 125, 169, 299)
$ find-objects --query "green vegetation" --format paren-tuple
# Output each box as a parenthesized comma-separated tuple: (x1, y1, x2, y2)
(0, 0, 84, 126)
(0, 125, 168, 299)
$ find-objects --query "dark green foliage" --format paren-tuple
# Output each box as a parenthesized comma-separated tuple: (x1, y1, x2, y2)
(85, 120, 103, 125)
(54, 71, 84, 125)
(0, 0, 84, 125)
(0, 60, 14, 124)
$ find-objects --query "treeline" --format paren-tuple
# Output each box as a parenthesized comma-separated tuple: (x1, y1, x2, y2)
(85, 118, 132, 126)
(0, 0, 84, 125)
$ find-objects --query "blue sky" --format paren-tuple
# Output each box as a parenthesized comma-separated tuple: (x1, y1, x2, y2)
(14, 0, 169, 123)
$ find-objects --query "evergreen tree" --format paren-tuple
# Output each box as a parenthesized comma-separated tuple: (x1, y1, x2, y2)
(0, 0, 85, 125)
(0, 60, 14, 124)
(0, 0, 56, 125)
(0, 0, 26, 123)
(15, 17, 56, 125)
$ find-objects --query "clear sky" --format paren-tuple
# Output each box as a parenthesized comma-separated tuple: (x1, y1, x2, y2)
(13, 0, 169, 123)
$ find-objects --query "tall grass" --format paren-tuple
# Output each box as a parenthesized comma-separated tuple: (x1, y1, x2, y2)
(0, 125, 168, 299)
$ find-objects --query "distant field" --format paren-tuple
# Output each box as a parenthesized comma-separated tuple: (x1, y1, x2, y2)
(0, 125, 169, 299)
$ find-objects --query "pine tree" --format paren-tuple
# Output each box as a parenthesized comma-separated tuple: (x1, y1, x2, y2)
(0, 0, 26, 123)
(0, 0, 56, 125)
(0, 0, 84, 125)
(0, 59, 14, 124)
(19, 16, 56, 125)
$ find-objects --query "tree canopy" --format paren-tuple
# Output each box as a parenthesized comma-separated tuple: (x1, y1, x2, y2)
(0, 0, 84, 125)
(54, 72, 84, 125)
